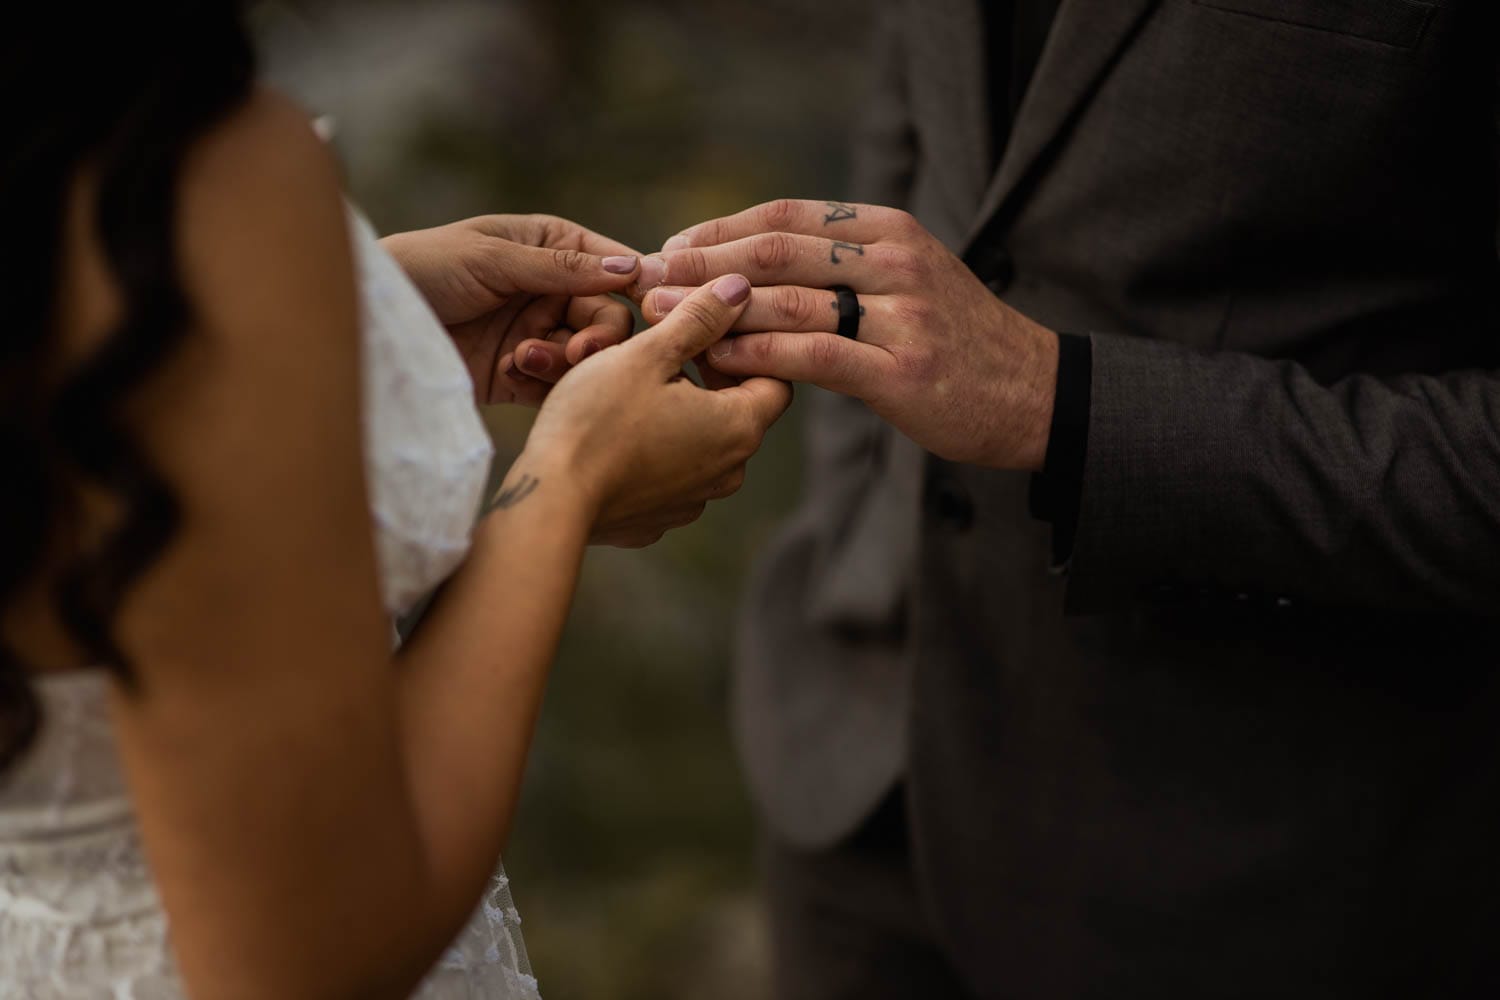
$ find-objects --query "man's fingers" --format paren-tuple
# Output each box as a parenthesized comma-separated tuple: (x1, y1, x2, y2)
(631, 274, 752, 370)
(645, 284, 890, 335)
(662, 199, 910, 250)
(707, 332, 888, 399)
(637, 232, 897, 296)
(478, 240, 641, 298)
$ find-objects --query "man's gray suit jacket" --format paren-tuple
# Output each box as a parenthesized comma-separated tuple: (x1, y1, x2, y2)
(734, 0, 1500, 995)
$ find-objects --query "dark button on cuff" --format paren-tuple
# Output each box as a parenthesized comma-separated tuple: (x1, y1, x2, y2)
(927, 477, 975, 532)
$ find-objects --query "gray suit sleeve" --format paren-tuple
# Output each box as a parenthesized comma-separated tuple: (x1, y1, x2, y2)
(1067, 333, 1500, 616)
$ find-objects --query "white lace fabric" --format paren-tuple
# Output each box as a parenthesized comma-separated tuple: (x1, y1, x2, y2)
(0, 209, 538, 999)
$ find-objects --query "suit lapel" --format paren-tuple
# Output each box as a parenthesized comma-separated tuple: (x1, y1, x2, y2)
(963, 0, 1160, 254)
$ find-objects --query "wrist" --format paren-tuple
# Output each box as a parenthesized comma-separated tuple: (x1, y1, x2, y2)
(498, 445, 604, 525)
(1012, 320, 1060, 472)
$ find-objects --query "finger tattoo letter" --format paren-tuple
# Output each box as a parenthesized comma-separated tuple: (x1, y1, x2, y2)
(823, 201, 858, 224)
(830, 241, 864, 265)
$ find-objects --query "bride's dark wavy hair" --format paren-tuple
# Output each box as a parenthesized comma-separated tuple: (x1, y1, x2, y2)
(1, 5, 256, 773)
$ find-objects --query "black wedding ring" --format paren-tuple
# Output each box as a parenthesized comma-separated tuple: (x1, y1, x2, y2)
(832, 285, 861, 341)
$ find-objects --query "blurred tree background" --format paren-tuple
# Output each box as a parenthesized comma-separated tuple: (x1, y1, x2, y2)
(255, 2, 871, 997)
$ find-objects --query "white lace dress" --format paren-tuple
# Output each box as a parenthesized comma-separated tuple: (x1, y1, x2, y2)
(0, 210, 541, 999)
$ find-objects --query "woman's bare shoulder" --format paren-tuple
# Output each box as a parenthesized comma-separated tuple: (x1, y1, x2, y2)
(176, 88, 353, 334)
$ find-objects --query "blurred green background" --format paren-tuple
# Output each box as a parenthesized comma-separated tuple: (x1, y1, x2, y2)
(257, 2, 870, 996)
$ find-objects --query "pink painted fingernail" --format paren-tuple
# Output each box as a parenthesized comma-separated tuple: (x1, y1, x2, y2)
(662, 233, 692, 253)
(713, 274, 751, 306)
(638, 256, 668, 291)
(580, 340, 601, 359)
(603, 255, 638, 275)
(521, 347, 551, 374)
(708, 338, 735, 362)
(653, 288, 685, 314)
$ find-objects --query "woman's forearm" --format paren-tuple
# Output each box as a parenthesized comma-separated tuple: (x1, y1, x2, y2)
(391, 459, 594, 960)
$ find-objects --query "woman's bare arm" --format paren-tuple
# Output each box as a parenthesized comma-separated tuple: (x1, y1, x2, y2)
(102, 89, 555, 997)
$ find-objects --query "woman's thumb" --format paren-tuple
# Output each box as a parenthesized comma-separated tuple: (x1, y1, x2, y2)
(633, 275, 751, 370)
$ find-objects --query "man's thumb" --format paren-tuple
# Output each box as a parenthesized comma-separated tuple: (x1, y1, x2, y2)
(633, 275, 752, 369)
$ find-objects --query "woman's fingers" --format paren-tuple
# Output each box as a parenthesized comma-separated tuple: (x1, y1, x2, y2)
(563, 295, 635, 365)
(661, 199, 911, 251)
(473, 239, 640, 299)
(590, 503, 708, 548)
(706, 465, 748, 500)
(491, 352, 553, 407)
(512, 340, 570, 383)
(502, 297, 568, 383)
(511, 295, 634, 380)
(465, 213, 642, 260)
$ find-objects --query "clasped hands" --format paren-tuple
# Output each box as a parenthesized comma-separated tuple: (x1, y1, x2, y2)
(383, 200, 1060, 546)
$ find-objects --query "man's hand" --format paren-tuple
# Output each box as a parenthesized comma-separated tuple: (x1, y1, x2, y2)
(382, 215, 641, 406)
(635, 199, 1059, 470)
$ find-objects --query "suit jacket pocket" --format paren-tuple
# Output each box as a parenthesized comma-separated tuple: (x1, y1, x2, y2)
(1191, 0, 1437, 49)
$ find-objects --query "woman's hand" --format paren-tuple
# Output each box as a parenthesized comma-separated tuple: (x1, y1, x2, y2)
(382, 214, 642, 406)
(514, 274, 794, 547)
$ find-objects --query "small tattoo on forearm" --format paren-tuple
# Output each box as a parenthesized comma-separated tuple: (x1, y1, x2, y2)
(829, 297, 867, 317)
(488, 474, 539, 512)
(823, 201, 858, 224)
(830, 241, 864, 265)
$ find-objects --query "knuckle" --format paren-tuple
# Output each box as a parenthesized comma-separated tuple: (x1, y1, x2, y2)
(528, 214, 565, 243)
(750, 232, 798, 272)
(762, 198, 799, 232)
(673, 297, 726, 336)
(738, 431, 766, 464)
(674, 246, 709, 282)
(892, 297, 936, 329)
(551, 247, 587, 273)
(770, 285, 813, 327)
(890, 208, 922, 237)
(725, 411, 759, 450)
(879, 245, 927, 284)
(694, 220, 722, 247)
(743, 334, 778, 366)
(894, 343, 938, 384)
(808, 334, 845, 375)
